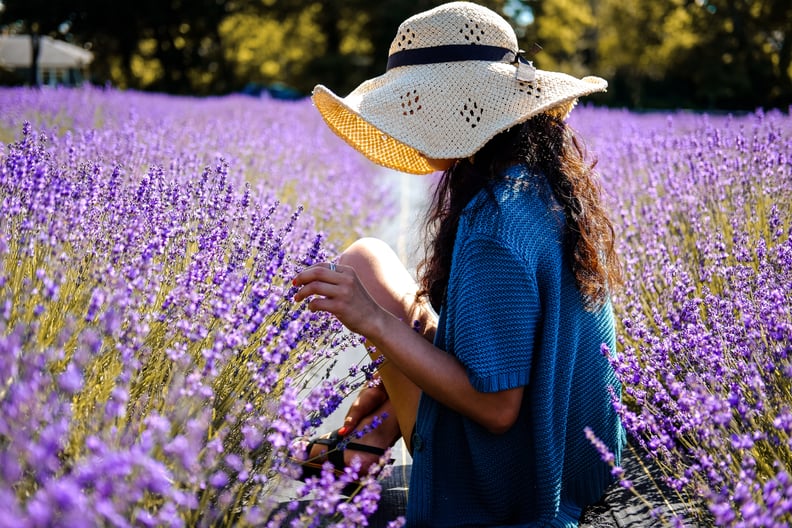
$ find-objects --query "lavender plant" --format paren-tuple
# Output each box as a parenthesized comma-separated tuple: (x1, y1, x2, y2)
(0, 88, 397, 527)
(572, 108, 792, 526)
(5, 84, 789, 527)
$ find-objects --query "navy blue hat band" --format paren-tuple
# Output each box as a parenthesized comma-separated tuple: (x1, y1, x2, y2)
(386, 44, 517, 71)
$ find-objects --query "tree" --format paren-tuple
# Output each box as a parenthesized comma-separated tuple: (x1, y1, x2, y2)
(0, 0, 519, 97)
(522, 0, 598, 78)
(3, 0, 788, 108)
(679, 0, 792, 108)
(0, 0, 76, 86)
(70, 0, 235, 94)
(592, 0, 792, 109)
(220, 0, 505, 96)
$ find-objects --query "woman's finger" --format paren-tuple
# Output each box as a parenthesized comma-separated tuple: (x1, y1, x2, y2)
(292, 261, 381, 335)
(293, 262, 343, 287)
(293, 279, 341, 303)
(304, 295, 342, 314)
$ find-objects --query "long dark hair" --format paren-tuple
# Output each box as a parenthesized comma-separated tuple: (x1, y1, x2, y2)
(416, 113, 622, 311)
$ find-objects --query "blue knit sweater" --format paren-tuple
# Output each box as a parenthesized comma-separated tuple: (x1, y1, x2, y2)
(406, 165, 625, 527)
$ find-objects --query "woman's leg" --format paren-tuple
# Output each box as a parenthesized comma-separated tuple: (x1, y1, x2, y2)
(338, 238, 436, 454)
(307, 237, 435, 467)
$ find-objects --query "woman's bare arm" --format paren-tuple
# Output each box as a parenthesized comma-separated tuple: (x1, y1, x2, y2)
(293, 264, 523, 434)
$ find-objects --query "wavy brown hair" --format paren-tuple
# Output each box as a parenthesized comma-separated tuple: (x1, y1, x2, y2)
(416, 113, 622, 312)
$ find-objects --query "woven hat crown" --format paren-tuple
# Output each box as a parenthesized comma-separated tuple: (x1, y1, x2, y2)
(389, 2, 517, 56)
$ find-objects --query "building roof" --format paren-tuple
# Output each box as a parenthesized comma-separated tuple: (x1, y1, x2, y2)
(0, 35, 93, 69)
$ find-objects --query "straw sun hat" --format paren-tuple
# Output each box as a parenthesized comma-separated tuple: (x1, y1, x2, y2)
(312, 1, 607, 175)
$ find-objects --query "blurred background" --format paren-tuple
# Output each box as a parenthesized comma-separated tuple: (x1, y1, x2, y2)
(0, 0, 790, 110)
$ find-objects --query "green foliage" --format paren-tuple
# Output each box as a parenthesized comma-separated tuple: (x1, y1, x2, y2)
(524, 0, 597, 78)
(0, 0, 790, 108)
(219, 7, 324, 89)
(595, 0, 792, 109)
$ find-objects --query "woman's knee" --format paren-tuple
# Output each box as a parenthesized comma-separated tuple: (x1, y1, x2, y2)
(338, 238, 407, 290)
(338, 237, 416, 316)
(338, 237, 398, 270)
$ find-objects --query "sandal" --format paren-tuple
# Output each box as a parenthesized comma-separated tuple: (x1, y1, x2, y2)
(297, 429, 392, 494)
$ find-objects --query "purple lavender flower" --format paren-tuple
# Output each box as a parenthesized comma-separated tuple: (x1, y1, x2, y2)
(573, 107, 792, 526)
(0, 87, 396, 526)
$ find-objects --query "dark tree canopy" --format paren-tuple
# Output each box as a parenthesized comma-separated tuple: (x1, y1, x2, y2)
(1, 0, 790, 109)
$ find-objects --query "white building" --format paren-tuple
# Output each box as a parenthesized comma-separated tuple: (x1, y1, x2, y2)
(0, 34, 93, 86)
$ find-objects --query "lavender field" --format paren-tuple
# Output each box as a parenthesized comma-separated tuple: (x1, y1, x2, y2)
(571, 108, 792, 526)
(0, 87, 790, 527)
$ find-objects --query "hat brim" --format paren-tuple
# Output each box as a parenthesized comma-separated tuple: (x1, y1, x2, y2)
(314, 83, 435, 175)
(313, 62, 607, 175)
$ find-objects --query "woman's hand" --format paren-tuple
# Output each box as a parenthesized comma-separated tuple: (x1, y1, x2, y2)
(292, 262, 387, 338)
(294, 262, 523, 435)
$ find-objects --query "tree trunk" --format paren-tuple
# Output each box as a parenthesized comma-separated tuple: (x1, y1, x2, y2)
(777, 29, 792, 105)
(30, 32, 41, 87)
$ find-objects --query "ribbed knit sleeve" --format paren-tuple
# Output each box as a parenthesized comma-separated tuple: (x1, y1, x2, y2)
(446, 234, 539, 392)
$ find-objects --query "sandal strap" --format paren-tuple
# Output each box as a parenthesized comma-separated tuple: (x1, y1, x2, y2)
(310, 429, 387, 456)
(344, 441, 386, 456)
(295, 429, 394, 487)
(311, 429, 343, 449)
(328, 446, 346, 470)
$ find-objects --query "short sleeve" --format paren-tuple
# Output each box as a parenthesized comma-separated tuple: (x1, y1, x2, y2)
(444, 234, 540, 393)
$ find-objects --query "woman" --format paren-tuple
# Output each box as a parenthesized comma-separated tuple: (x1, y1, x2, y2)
(292, 2, 625, 526)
